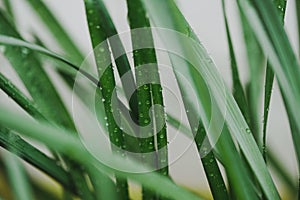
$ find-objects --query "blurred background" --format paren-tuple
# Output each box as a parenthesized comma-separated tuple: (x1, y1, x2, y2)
(0, 0, 299, 199)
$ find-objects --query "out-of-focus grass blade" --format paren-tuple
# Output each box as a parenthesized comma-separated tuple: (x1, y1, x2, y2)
(222, 0, 249, 125)
(25, 0, 84, 64)
(238, 0, 300, 136)
(267, 150, 297, 194)
(0, 127, 75, 193)
(296, 0, 300, 59)
(88, 166, 118, 200)
(262, 0, 287, 161)
(0, 105, 203, 200)
(142, 0, 279, 199)
(0, 35, 99, 84)
(2, 0, 14, 22)
(239, 10, 265, 141)
(0, 10, 93, 199)
(4, 150, 32, 200)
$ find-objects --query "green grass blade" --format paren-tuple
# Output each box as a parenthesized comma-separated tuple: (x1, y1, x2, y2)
(0, 127, 75, 193)
(126, 1, 168, 199)
(4, 151, 32, 200)
(142, 0, 279, 199)
(0, 35, 98, 84)
(239, 11, 265, 141)
(25, 0, 84, 64)
(84, 0, 129, 198)
(0, 105, 203, 200)
(0, 73, 45, 120)
(267, 150, 297, 194)
(90, 0, 138, 117)
(262, 0, 287, 162)
(194, 122, 229, 200)
(222, 0, 250, 126)
(2, 0, 14, 22)
(297, 0, 300, 59)
(238, 0, 300, 135)
(0, 11, 94, 199)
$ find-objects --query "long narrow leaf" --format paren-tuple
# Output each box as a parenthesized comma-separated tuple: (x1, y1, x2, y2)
(141, 0, 279, 199)
(25, 0, 84, 64)
(84, 0, 129, 198)
(4, 151, 32, 200)
(0, 11, 93, 199)
(0, 105, 203, 200)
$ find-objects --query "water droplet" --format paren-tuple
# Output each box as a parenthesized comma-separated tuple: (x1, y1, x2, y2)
(143, 85, 149, 90)
(245, 128, 251, 134)
(138, 101, 142, 105)
(99, 48, 105, 52)
(96, 25, 100, 29)
(105, 122, 109, 127)
(101, 98, 105, 102)
(186, 110, 189, 113)
(144, 119, 149, 124)
(88, 9, 93, 14)
(159, 134, 164, 139)
(145, 100, 150, 105)
(104, 116, 108, 120)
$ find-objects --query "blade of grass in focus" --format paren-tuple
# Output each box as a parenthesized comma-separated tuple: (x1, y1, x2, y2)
(89, 0, 138, 117)
(0, 10, 94, 199)
(142, 0, 279, 199)
(126, 0, 168, 199)
(84, 0, 129, 198)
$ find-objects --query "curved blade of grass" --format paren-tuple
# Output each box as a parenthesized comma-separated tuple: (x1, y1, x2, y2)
(84, 1, 129, 198)
(262, 0, 287, 162)
(0, 105, 203, 200)
(0, 11, 94, 199)
(25, 0, 84, 64)
(142, 0, 279, 199)
(0, 35, 99, 84)
(239, 12, 265, 141)
(4, 151, 33, 200)
(222, 0, 250, 127)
